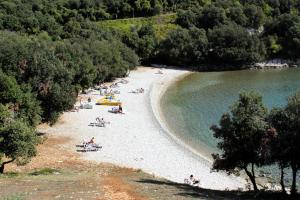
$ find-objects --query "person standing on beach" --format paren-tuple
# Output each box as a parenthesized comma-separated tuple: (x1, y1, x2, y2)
(118, 104, 123, 113)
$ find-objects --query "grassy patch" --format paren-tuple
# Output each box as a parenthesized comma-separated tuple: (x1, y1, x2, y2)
(0, 172, 20, 178)
(0, 194, 25, 200)
(28, 168, 60, 176)
(98, 13, 178, 40)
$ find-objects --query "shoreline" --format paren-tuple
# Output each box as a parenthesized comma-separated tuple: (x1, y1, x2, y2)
(40, 67, 246, 190)
(150, 71, 214, 163)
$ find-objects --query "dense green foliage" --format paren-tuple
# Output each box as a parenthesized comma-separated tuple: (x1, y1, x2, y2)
(159, 27, 208, 65)
(0, 32, 138, 123)
(0, 0, 139, 171)
(211, 92, 268, 192)
(0, 104, 39, 173)
(158, 0, 300, 68)
(0, 0, 141, 123)
(211, 91, 300, 195)
(269, 92, 300, 196)
(0, 0, 299, 68)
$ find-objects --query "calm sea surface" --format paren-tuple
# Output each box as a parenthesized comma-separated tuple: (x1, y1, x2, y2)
(161, 68, 300, 183)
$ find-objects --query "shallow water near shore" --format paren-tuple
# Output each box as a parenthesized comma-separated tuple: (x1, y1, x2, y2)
(161, 68, 300, 184)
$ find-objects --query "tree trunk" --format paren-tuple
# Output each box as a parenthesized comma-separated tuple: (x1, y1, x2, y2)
(244, 164, 258, 192)
(291, 165, 298, 196)
(280, 165, 286, 194)
(0, 164, 4, 174)
(0, 159, 15, 174)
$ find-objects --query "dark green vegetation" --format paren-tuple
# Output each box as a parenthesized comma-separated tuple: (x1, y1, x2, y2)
(95, 0, 300, 67)
(28, 168, 61, 176)
(0, 0, 140, 173)
(0, 71, 42, 173)
(162, 0, 300, 67)
(211, 91, 300, 196)
(0, 1, 299, 68)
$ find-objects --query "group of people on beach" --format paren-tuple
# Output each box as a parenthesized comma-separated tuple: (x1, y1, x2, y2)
(85, 80, 128, 148)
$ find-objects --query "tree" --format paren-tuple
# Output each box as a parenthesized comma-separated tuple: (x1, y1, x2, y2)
(268, 108, 289, 194)
(244, 4, 265, 29)
(176, 9, 199, 28)
(228, 6, 247, 27)
(211, 91, 268, 192)
(264, 13, 300, 60)
(0, 105, 38, 173)
(63, 19, 81, 37)
(0, 71, 41, 127)
(137, 25, 157, 61)
(208, 23, 265, 65)
(159, 27, 208, 65)
(270, 92, 300, 196)
(198, 6, 227, 29)
(135, 0, 152, 16)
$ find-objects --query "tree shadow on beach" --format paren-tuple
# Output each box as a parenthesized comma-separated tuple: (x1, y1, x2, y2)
(135, 178, 299, 200)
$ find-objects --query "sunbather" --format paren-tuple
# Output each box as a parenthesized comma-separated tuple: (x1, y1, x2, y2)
(189, 175, 200, 185)
(110, 83, 119, 88)
(88, 137, 95, 144)
(120, 79, 129, 84)
(96, 117, 103, 123)
(157, 70, 163, 74)
(110, 106, 124, 114)
(130, 88, 144, 94)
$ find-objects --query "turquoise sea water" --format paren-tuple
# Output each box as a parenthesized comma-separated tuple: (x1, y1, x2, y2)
(161, 68, 300, 183)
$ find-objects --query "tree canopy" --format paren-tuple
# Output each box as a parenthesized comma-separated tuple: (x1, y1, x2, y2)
(0, 104, 39, 173)
(211, 91, 268, 191)
(269, 92, 300, 196)
(212, 91, 300, 195)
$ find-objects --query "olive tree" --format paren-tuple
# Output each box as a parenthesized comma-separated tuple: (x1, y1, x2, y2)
(270, 92, 300, 196)
(211, 91, 268, 192)
(0, 105, 38, 173)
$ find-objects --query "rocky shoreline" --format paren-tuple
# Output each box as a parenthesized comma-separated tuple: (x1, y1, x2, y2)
(252, 59, 300, 70)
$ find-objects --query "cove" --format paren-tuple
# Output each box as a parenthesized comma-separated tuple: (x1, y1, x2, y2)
(161, 68, 300, 161)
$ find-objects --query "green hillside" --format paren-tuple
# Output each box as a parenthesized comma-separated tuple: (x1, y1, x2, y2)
(98, 13, 178, 40)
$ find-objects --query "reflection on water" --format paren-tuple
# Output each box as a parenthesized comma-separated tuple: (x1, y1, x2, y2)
(161, 68, 300, 183)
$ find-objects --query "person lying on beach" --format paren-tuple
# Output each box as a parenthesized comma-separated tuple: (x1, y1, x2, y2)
(110, 106, 124, 114)
(189, 175, 200, 185)
(119, 79, 129, 84)
(96, 117, 103, 125)
(156, 70, 163, 74)
(110, 83, 119, 88)
(78, 139, 102, 152)
(130, 88, 144, 94)
(184, 175, 200, 185)
(96, 117, 104, 123)
(70, 106, 80, 112)
(101, 85, 108, 90)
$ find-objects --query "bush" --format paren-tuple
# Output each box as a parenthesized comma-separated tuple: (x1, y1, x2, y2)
(29, 168, 60, 176)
